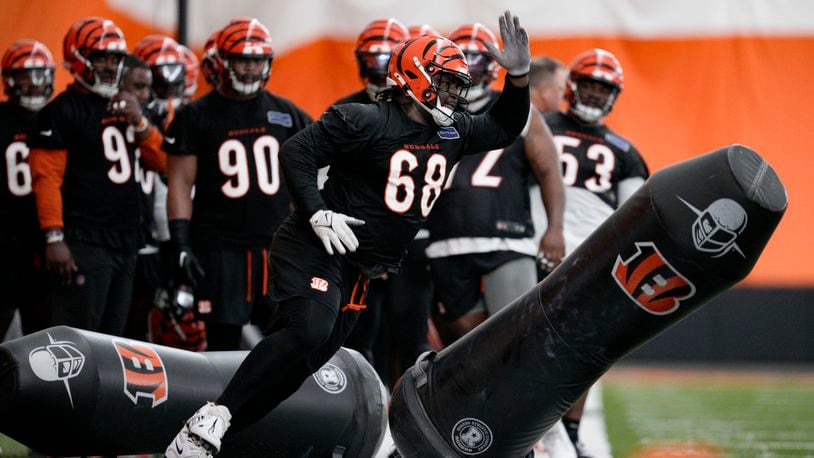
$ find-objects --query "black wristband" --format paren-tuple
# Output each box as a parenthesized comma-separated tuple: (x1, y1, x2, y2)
(168, 219, 192, 251)
(507, 71, 529, 78)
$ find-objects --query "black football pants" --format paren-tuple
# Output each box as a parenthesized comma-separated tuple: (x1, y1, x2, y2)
(216, 296, 359, 433)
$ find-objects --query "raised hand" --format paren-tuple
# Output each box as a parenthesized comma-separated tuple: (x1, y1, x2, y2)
(484, 10, 531, 76)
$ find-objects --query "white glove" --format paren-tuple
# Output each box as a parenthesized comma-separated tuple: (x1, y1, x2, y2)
(484, 11, 531, 76)
(309, 210, 366, 255)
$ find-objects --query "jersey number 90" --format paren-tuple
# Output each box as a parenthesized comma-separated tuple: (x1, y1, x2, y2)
(218, 135, 281, 198)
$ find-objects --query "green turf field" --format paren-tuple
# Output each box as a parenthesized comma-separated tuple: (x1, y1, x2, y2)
(603, 367, 814, 457)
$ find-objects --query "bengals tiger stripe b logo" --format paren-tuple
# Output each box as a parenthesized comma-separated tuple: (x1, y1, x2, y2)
(612, 242, 696, 315)
(112, 340, 168, 407)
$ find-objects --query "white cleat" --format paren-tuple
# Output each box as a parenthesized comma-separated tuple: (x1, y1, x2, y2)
(186, 402, 232, 453)
(166, 402, 232, 458)
(165, 426, 214, 458)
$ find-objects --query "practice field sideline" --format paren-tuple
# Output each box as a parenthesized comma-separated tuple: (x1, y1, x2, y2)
(602, 365, 814, 457)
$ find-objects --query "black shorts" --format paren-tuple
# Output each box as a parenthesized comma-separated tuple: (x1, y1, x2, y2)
(429, 250, 527, 322)
(192, 243, 273, 326)
(269, 217, 368, 314)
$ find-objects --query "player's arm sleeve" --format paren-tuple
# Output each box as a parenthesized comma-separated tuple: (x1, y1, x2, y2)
(30, 148, 67, 229)
(162, 106, 194, 156)
(28, 100, 70, 230)
(280, 106, 370, 216)
(138, 125, 168, 173)
(461, 74, 530, 153)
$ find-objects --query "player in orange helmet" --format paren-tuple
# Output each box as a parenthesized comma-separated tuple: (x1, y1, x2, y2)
(160, 16, 311, 366)
(0, 39, 56, 339)
(541, 48, 649, 458)
(426, 23, 565, 346)
(199, 30, 220, 89)
(166, 11, 531, 457)
(180, 44, 199, 103)
(29, 17, 167, 336)
(134, 35, 186, 116)
(335, 18, 409, 105)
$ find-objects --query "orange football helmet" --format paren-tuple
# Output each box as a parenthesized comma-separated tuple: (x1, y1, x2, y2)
(449, 23, 499, 88)
(387, 35, 471, 126)
(180, 44, 199, 98)
(134, 35, 186, 103)
(216, 17, 273, 95)
(566, 48, 624, 123)
(408, 24, 440, 38)
(201, 30, 220, 87)
(63, 17, 128, 97)
(2, 39, 55, 110)
(355, 18, 409, 90)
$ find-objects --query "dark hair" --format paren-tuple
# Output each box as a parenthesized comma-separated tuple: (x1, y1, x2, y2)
(529, 56, 565, 87)
(123, 54, 149, 73)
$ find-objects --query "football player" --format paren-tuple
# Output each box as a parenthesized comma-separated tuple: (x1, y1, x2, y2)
(528, 55, 569, 280)
(29, 17, 167, 336)
(425, 23, 565, 343)
(200, 31, 220, 89)
(166, 11, 532, 457)
(543, 48, 649, 458)
(180, 44, 199, 103)
(334, 18, 409, 105)
(0, 39, 55, 339)
(134, 35, 187, 118)
(330, 19, 440, 381)
(163, 17, 312, 351)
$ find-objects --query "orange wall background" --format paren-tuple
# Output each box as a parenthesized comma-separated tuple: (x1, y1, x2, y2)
(1, 0, 810, 286)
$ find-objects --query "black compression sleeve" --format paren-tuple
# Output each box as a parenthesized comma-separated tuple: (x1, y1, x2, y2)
(279, 126, 327, 218)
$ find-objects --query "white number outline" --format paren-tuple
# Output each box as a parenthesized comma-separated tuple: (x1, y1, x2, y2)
(384, 149, 447, 218)
(217, 135, 281, 199)
(554, 135, 615, 191)
(5, 141, 31, 196)
(102, 126, 132, 184)
(470, 148, 505, 188)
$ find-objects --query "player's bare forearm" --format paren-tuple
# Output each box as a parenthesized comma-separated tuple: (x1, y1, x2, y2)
(167, 154, 196, 220)
(524, 109, 565, 260)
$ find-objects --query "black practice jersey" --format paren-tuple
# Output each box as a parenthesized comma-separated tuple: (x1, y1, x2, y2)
(29, 85, 142, 230)
(545, 111, 649, 253)
(332, 89, 374, 106)
(281, 76, 530, 273)
(545, 111, 648, 209)
(428, 90, 534, 242)
(163, 90, 312, 247)
(0, 102, 39, 240)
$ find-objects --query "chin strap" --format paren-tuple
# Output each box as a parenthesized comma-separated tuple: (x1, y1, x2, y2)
(392, 58, 457, 127)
